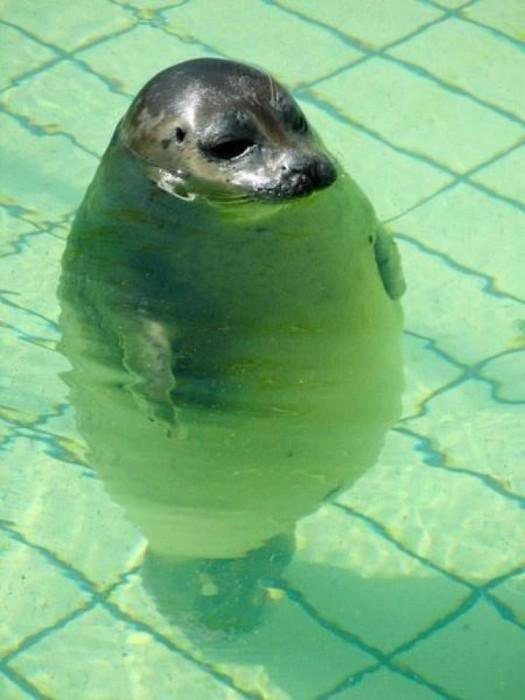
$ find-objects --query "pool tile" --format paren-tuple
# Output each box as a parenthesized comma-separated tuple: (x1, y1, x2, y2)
(0, 113, 97, 222)
(0, 438, 144, 589)
(431, 0, 468, 7)
(0, 673, 32, 700)
(394, 182, 525, 299)
(114, 0, 186, 8)
(163, 0, 362, 87)
(338, 430, 525, 583)
(388, 18, 525, 121)
(79, 23, 215, 96)
(4, 60, 129, 156)
(491, 572, 525, 625)
(332, 667, 440, 699)
(111, 571, 374, 699)
(479, 350, 525, 402)
(313, 57, 523, 172)
(0, 24, 56, 91)
(472, 144, 525, 204)
(394, 600, 525, 699)
(401, 331, 463, 420)
(288, 504, 470, 654)
(462, 0, 525, 42)
(9, 606, 245, 700)
(407, 379, 525, 497)
(0, 0, 135, 53)
(0, 212, 38, 258)
(396, 237, 523, 365)
(299, 100, 452, 220)
(279, 0, 442, 50)
(0, 532, 90, 656)
(0, 316, 64, 421)
(0, 228, 68, 328)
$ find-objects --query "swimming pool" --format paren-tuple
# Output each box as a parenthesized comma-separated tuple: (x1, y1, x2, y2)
(1, 1, 524, 698)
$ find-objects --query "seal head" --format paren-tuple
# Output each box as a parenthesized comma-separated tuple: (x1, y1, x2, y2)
(119, 58, 337, 202)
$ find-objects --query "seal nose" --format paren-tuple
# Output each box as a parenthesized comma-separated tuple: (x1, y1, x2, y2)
(283, 154, 337, 195)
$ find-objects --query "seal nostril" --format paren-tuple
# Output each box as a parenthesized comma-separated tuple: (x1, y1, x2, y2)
(161, 128, 186, 149)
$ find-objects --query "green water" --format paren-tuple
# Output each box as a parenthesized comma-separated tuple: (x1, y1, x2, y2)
(0, 1, 524, 699)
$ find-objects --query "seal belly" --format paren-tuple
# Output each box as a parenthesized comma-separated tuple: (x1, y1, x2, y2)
(60, 174, 403, 559)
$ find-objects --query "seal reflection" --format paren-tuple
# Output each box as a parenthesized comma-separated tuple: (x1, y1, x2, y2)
(58, 59, 405, 635)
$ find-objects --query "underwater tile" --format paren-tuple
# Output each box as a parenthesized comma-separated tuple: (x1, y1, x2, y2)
(430, 0, 468, 7)
(406, 379, 525, 497)
(279, 0, 442, 50)
(491, 572, 525, 625)
(0, 415, 14, 444)
(463, 0, 525, 42)
(0, 0, 134, 52)
(0, 211, 39, 258)
(0, 23, 56, 91)
(4, 60, 129, 156)
(110, 572, 374, 699)
(9, 606, 244, 700)
(0, 438, 144, 589)
(338, 430, 525, 583)
(0, 113, 97, 222)
(163, 0, 362, 87)
(0, 325, 66, 419)
(400, 331, 463, 420)
(472, 144, 525, 204)
(394, 182, 525, 299)
(394, 600, 525, 699)
(0, 297, 58, 349)
(112, 0, 186, 7)
(0, 532, 90, 656)
(287, 504, 470, 654)
(397, 237, 523, 366)
(389, 17, 525, 121)
(479, 350, 525, 402)
(332, 667, 440, 699)
(79, 23, 215, 96)
(313, 57, 523, 172)
(0, 673, 32, 700)
(299, 100, 452, 221)
(0, 228, 67, 327)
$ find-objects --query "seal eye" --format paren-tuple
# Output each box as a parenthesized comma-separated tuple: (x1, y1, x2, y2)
(291, 113, 308, 134)
(206, 139, 255, 160)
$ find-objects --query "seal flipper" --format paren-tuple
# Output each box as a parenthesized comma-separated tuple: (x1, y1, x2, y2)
(120, 317, 178, 431)
(374, 225, 406, 300)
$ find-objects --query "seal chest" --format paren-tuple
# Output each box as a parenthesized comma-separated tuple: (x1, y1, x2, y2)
(59, 58, 405, 561)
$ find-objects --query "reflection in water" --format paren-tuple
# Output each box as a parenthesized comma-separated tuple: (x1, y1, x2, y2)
(58, 138, 404, 637)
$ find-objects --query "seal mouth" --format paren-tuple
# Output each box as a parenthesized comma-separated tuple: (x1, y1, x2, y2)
(254, 159, 338, 202)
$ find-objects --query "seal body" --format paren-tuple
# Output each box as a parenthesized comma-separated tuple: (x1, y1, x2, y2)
(59, 59, 405, 563)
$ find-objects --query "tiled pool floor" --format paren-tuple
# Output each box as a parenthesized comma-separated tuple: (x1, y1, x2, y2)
(0, 1, 524, 698)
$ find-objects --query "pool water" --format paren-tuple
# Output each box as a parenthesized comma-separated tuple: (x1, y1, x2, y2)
(1, 1, 524, 698)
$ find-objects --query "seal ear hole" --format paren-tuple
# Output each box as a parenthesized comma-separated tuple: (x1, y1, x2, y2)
(206, 139, 255, 160)
(175, 128, 186, 143)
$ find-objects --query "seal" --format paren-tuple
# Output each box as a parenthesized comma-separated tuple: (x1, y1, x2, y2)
(59, 58, 405, 629)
